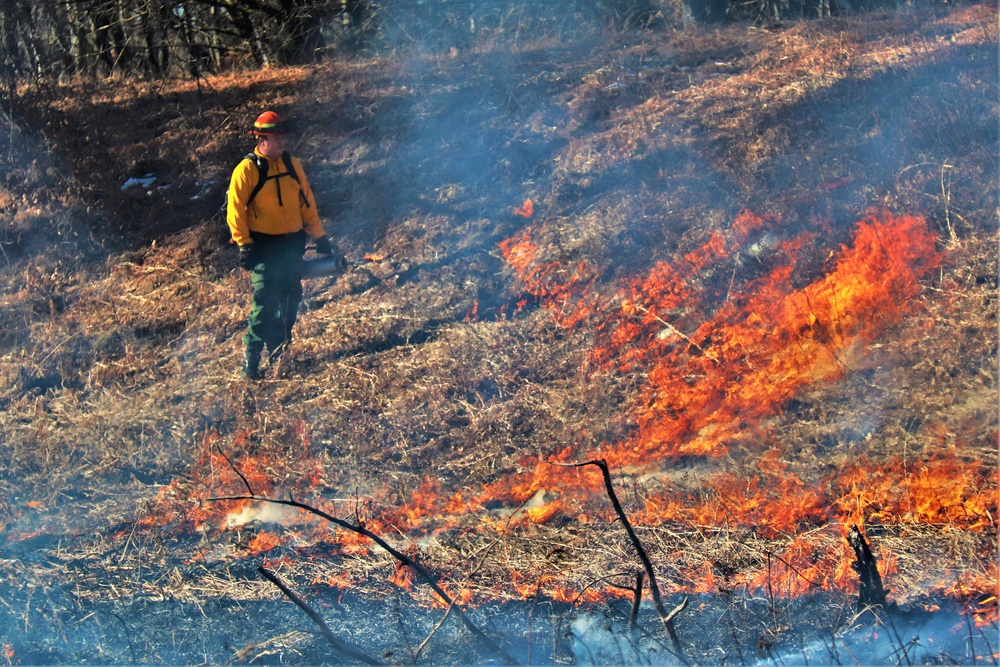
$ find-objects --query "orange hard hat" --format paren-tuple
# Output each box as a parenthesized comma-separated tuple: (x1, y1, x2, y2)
(252, 110, 289, 136)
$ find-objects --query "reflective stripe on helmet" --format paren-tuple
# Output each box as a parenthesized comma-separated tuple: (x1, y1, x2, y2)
(252, 111, 288, 136)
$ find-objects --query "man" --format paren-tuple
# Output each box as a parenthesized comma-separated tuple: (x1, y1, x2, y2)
(226, 110, 340, 379)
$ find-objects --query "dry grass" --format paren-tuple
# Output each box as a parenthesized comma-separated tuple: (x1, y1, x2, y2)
(0, 3, 996, 663)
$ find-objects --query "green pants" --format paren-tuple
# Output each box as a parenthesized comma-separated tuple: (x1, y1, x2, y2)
(243, 231, 307, 355)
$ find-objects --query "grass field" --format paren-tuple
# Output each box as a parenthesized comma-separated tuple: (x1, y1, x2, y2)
(0, 3, 996, 663)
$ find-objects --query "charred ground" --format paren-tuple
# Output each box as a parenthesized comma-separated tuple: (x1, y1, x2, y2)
(0, 4, 997, 665)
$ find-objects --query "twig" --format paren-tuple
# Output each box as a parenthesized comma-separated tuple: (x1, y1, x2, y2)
(414, 595, 457, 662)
(726, 253, 740, 301)
(940, 162, 957, 246)
(213, 447, 517, 665)
(555, 458, 687, 659)
(837, 634, 865, 666)
(215, 443, 254, 496)
(767, 551, 777, 626)
(966, 604, 995, 663)
(414, 528, 510, 663)
(258, 566, 380, 665)
(389, 586, 414, 664)
(104, 610, 137, 664)
(631, 303, 714, 362)
(231, 631, 308, 663)
(884, 618, 915, 667)
(762, 548, 825, 590)
(569, 572, 644, 606)
(526, 581, 542, 667)
(847, 525, 888, 610)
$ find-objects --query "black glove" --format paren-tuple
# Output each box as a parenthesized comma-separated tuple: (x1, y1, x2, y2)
(313, 235, 334, 256)
(238, 244, 255, 270)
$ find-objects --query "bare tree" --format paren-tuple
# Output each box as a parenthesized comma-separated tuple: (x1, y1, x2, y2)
(0, 0, 356, 84)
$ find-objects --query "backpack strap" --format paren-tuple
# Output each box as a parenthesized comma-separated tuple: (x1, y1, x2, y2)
(281, 151, 301, 186)
(244, 151, 311, 209)
(245, 153, 269, 206)
(281, 151, 312, 209)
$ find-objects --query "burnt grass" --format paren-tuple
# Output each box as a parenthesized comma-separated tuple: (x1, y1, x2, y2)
(0, 4, 998, 665)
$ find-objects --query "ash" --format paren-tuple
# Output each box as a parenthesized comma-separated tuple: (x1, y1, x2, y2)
(2, 571, 995, 666)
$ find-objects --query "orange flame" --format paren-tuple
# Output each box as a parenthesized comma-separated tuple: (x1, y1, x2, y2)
(488, 209, 991, 603)
(504, 211, 942, 463)
(390, 562, 415, 590)
(138, 208, 991, 612)
(248, 531, 283, 555)
(514, 199, 534, 218)
(137, 428, 333, 536)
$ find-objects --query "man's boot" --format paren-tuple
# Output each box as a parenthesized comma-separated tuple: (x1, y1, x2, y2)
(241, 345, 263, 380)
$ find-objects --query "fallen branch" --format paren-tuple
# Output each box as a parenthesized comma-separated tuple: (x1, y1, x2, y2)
(557, 458, 687, 658)
(414, 591, 457, 662)
(258, 567, 379, 665)
(215, 445, 254, 496)
(211, 444, 516, 664)
(210, 491, 517, 665)
(104, 610, 137, 663)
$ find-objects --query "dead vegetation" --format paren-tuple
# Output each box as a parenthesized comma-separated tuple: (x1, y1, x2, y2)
(0, 3, 997, 664)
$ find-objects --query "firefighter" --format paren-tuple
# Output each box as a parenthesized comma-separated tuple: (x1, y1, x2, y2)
(226, 110, 341, 379)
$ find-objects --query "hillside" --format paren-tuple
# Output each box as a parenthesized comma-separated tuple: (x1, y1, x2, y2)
(0, 4, 997, 664)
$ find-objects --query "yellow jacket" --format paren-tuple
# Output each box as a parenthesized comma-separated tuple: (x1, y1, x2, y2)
(226, 149, 324, 246)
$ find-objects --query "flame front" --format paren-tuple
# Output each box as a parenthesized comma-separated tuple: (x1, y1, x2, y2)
(491, 209, 993, 608)
(583, 210, 942, 461)
(141, 208, 992, 622)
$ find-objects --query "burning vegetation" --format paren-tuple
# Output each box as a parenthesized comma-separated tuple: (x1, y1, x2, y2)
(0, 2, 997, 664)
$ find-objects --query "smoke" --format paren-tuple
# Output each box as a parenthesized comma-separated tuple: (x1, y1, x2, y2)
(0, 109, 104, 265)
(774, 605, 997, 666)
(571, 612, 657, 665)
(226, 501, 297, 528)
(566, 603, 997, 666)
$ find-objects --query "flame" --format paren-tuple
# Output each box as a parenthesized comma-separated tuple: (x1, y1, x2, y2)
(503, 210, 942, 463)
(622, 212, 938, 460)
(731, 209, 771, 242)
(430, 584, 475, 609)
(525, 501, 563, 524)
(137, 208, 989, 612)
(11, 530, 43, 542)
(942, 567, 1000, 627)
(247, 531, 283, 555)
(834, 451, 994, 530)
(498, 230, 597, 327)
(390, 562, 415, 590)
(317, 571, 358, 588)
(971, 595, 998, 628)
(363, 253, 384, 262)
(137, 429, 333, 536)
(489, 208, 991, 604)
(514, 199, 534, 218)
(261, 555, 295, 569)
